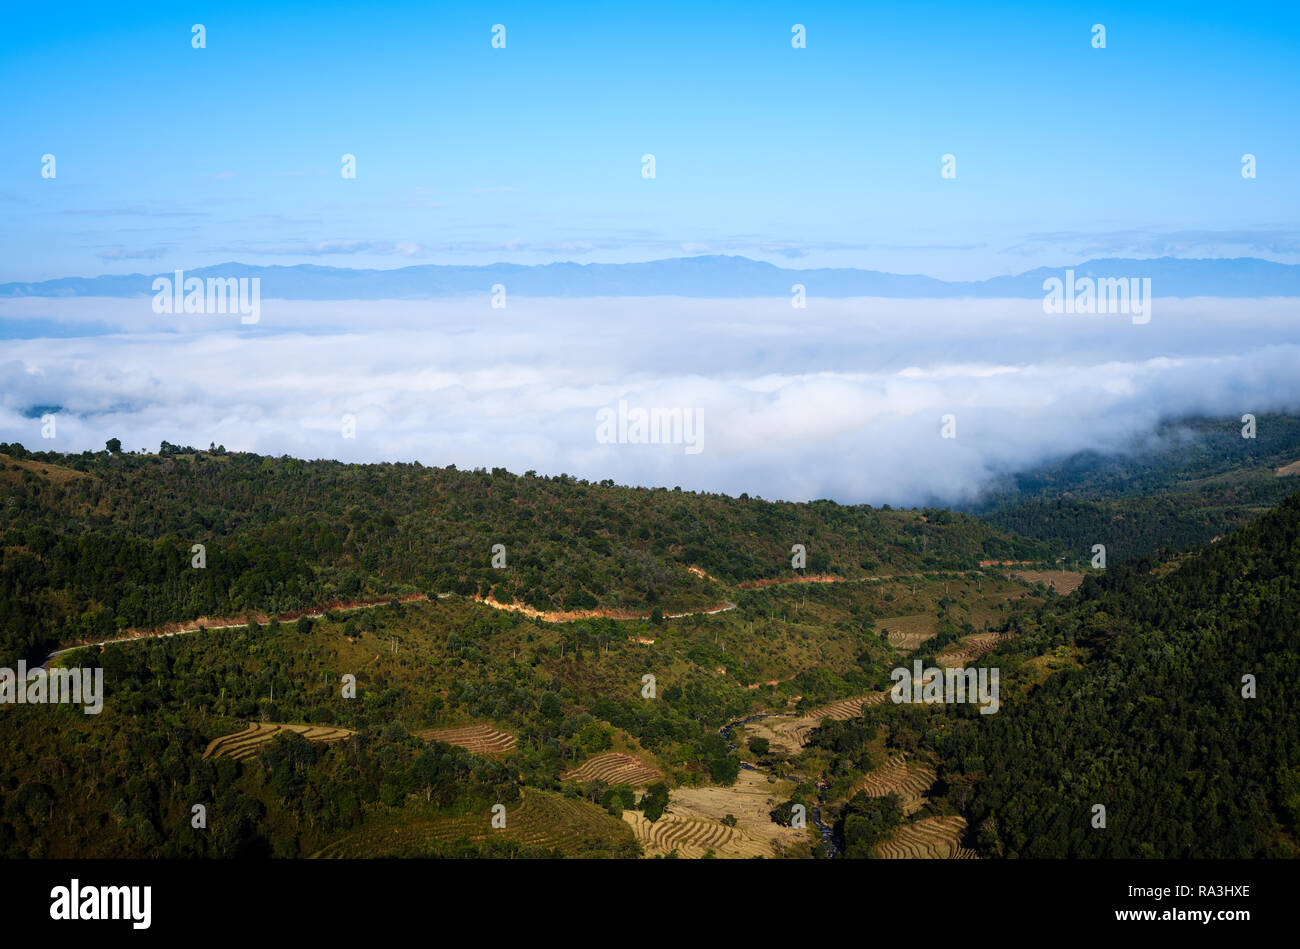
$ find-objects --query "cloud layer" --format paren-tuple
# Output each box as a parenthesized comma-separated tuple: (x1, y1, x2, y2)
(2, 295, 1299, 506)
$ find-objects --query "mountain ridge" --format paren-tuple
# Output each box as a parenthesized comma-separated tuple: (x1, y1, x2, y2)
(4, 254, 1299, 299)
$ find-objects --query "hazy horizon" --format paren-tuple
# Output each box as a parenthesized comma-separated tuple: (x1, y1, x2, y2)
(6, 2, 1299, 506)
(4, 2, 1298, 282)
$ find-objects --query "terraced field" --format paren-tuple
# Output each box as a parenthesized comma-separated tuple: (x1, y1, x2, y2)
(622, 811, 772, 858)
(875, 815, 975, 859)
(741, 716, 808, 755)
(314, 788, 638, 858)
(1009, 569, 1086, 595)
(852, 755, 936, 815)
(667, 767, 807, 856)
(808, 690, 890, 722)
(783, 722, 817, 747)
(414, 723, 517, 755)
(936, 631, 1015, 667)
(759, 715, 825, 750)
(757, 691, 891, 749)
(879, 614, 938, 652)
(202, 722, 357, 761)
(563, 752, 662, 787)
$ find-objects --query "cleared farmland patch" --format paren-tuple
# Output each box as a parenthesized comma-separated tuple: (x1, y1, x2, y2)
(563, 751, 661, 787)
(762, 715, 822, 752)
(315, 788, 637, 858)
(936, 631, 1015, 667)
(851, 754, 935, 815)
(623, 811, 772, 859)
(414, 723, 517, 755)
(879, 614, 937, 652)
(875, 815, 972, 859)
(1009, 570, 1085, 595)
(744, 717, 809, 756)
(761, 690, 891, 751)
(667, 768, 806, 856)
(202, 722, 356, 761)
(807, 690, 890, 722)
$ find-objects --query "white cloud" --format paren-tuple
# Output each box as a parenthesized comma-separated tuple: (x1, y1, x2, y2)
(1, 296, 1299, 506)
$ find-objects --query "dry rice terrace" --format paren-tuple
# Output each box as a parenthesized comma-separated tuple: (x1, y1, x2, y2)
(562, 751, 662, 787)
(202, 722, 357, 761)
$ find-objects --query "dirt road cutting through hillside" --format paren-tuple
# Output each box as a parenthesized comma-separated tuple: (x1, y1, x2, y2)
(40, 565, 1042, 665)
(39, 591, 739, 665)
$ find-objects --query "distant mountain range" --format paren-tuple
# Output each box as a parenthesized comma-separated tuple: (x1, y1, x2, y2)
(3, 255, 1299, 299)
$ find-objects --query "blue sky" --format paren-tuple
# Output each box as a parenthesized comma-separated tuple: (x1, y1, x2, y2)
(2, 0, 1299, 282)
(3, 2, 1300, 502)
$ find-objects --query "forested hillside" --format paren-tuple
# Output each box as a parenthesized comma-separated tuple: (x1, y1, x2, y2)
(974, 413, 1300, 563)
(922, 491, 1300, 857)
(0, 442, 1043, 666)
(0, 544, 1047, 858)
(4, 435, 1295, 861)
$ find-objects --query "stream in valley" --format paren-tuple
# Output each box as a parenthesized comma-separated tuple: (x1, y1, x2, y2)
(720, 712, 840, 858)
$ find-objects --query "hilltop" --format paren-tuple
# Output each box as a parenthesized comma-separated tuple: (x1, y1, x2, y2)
(0, 442, 1044, 666)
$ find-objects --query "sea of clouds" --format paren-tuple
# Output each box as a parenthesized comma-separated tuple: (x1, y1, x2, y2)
(2, 294, 1298, 507)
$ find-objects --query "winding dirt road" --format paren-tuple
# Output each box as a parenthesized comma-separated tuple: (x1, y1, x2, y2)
(41, 566, 1018, 666)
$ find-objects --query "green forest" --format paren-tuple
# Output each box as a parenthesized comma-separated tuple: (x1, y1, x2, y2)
(0, 414, 1296, 860)
(848, 491, 1300, 857)
(0, 440, 1043, 666)
(975, 412, 1300, 562)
